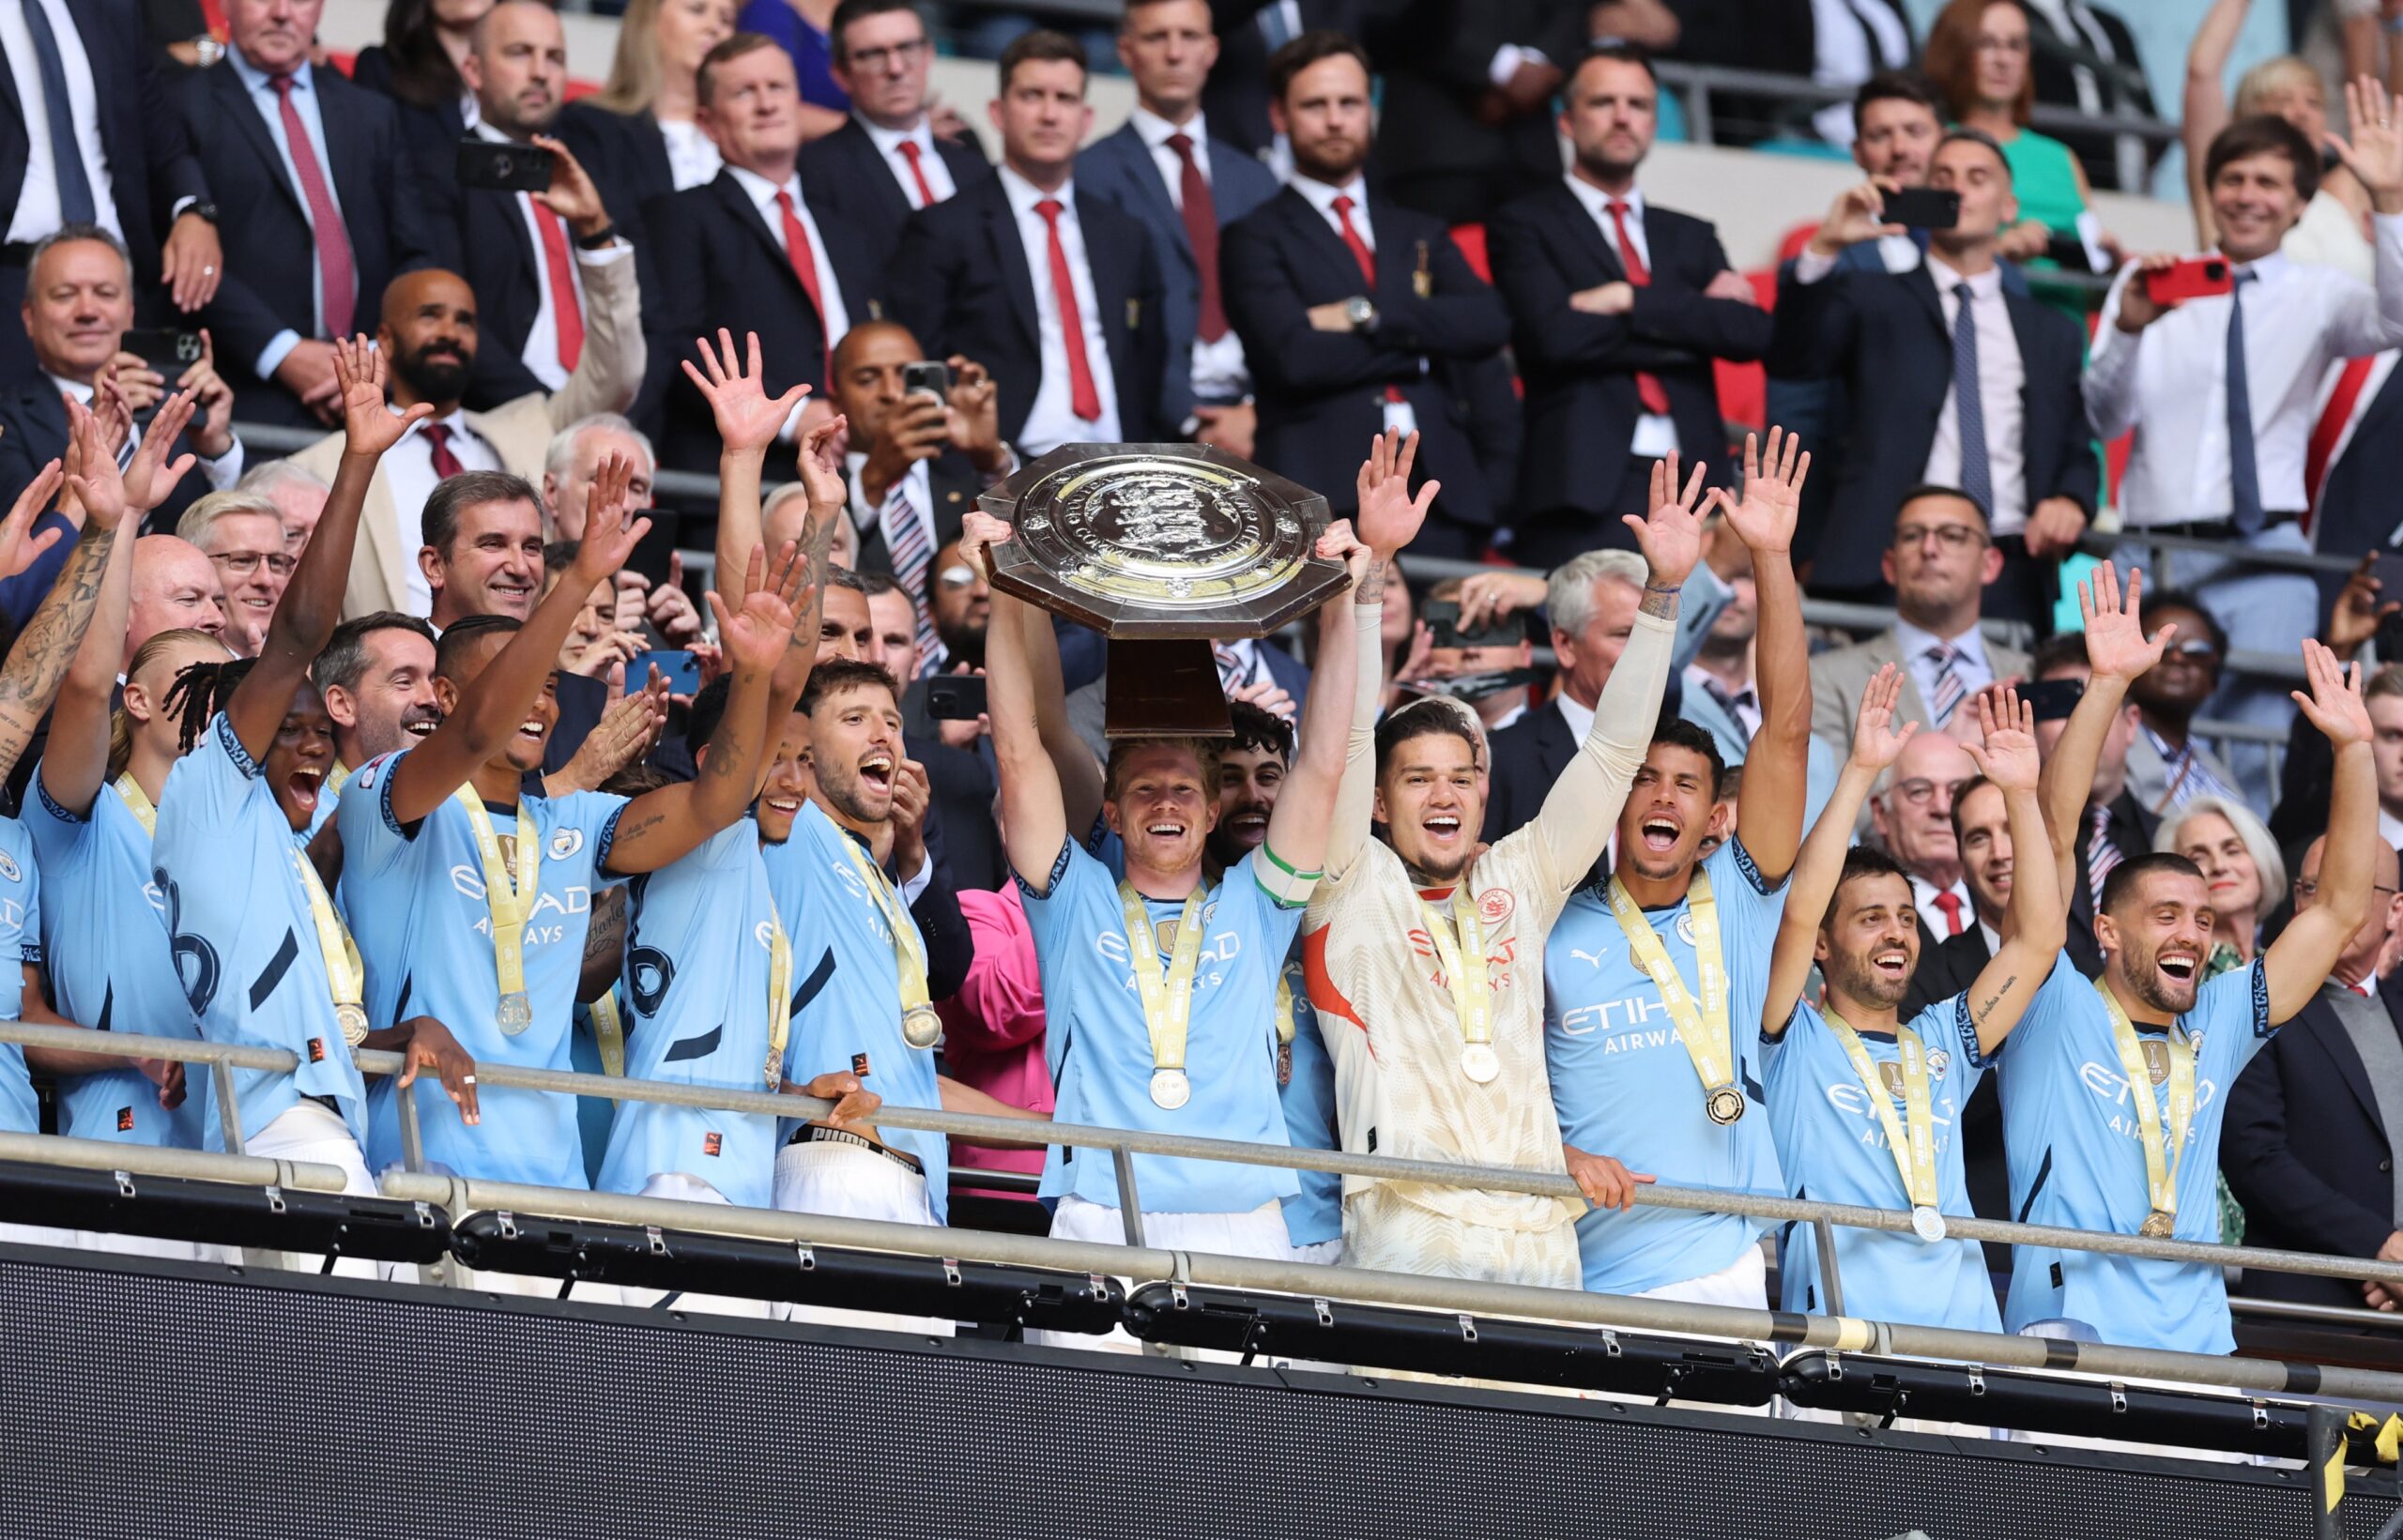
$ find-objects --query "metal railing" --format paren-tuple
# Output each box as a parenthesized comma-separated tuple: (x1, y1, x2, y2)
(13, 1019, 2403, 1409)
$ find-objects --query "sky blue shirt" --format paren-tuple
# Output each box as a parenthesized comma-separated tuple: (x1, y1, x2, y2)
(337, 751, 624, 1187)
(153, 713, 367, 1149)
(1020, 836, 1302, 1214)
(764, 801, 948, 1219)
(0, 817, 39, 1134)
(597, 821, 782, 1209)
(225, 48, 344, 374)
(1545, 838, 1787, 1294)
(2002, 953, 2271, 1354)
(1765, 993, 1998, 1332)
(23, 773, 206, 1148)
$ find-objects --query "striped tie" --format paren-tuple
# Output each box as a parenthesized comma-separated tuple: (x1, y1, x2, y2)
(879, 481, 938, 659)
(1924, 643, 1965, 728)
(2087, 803, 2123, 906)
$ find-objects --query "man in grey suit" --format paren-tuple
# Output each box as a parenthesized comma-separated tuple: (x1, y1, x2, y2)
(1077, 0, 1281, 456)
(1809, 483, 2031, 757)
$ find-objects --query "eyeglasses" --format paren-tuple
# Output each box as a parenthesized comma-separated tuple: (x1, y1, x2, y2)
(1892, 524, 1984, 552)
(847, 36, 929, 71)
(2294, 879, 2402, 900)
(208, 549, 297, 578)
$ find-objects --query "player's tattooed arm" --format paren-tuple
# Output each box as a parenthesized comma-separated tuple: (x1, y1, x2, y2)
(580, 888, 627, 1005)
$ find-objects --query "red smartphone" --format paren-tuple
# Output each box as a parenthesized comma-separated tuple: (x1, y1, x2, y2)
(2142, 257, 2234, 305)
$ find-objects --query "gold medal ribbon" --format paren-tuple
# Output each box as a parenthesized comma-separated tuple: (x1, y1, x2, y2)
(589, 992, 626, 1077)
(840, 839, 933, 1034)
(291, 847, 366, 1038)
(114, 773, 157, 835)
(1823, 1009, 1942, 1215)
(452, 787, 541, 1016)
(1416, 887, 1492, 1050)
(1117, 881, 1205, 1075)
(1606, 869, 1735, 1109)
(329, 760, 352, 795)
(763, 917, 793, 1089)
(2095, 980, 2196, 1233)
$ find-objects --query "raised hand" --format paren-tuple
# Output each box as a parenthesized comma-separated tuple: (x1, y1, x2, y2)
(2332, 76, 2403, 211)
(1315, 516, 1372, 591)
(1624, 451, 1707, 589)
(681, 329, 810, 455)
(60, 397, 130, 534)
(795, 412, 849, 526)
(1848, 663, 1919, 772)
(124, 388, 200, 514)
(553, 672, 670, 791)
(334, 335, 431, 457)
(2077, 563, 2174, 683)
(1354, 428, 1437, 556)
(1964, 687, 2041, 792)
(709, 541, 810, 675)
(1808, 180, 1904, 256)
(960, 510, 1014, 579)
(2293, 639, 2375, 748)
(1707, 426, 1808, 556)
(2331, 553, 2401, 660)
(0, 461, 65, 579)
(571, 452, 651, 583)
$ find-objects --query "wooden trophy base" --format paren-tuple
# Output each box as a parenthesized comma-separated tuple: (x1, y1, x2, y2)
(1103, 639, 1232, 738)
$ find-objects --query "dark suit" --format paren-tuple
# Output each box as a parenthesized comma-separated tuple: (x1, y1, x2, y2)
(1201, 0, 1371, 159)
(1766, 258, 2099, 610)
(795, 116, 990, 271)
(0, 0, 207, 384)
(2224, 983, 2403, 1314)
(1368, 0, 1584, 224)
(644, 169, 880, 474)
(887, 175, 1167, 450)
(854, 450, 982, 579)
(2069, 790, 2159, 980)
(1221, 184, 1508, 523)
(1488, 184, 1771, 565)
(2026, 0, 2159, 193)
(1076, 119, 1280, 429)
(0, 382, 212, 537)
(2308, 358, 2403, 625)
(174, 59, 441, 426)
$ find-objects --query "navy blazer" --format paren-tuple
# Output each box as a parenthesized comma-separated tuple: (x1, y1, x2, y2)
(2225, 984, 2403, 1313)
(1766, 257, 2099, 591)
(853, 450, 984, 578)
(643, 169, 882, 473)
(886, 175, 1168, 449)
(796, 116, 992, 270)
(0, 383, 212, 538)
(2310, 358, 2403, 621)
(174, 61, 442, 426)
(1488, 183, 1771, 520)
(1220, 185, 1508, 523)
(1076, 121, 1280, 428)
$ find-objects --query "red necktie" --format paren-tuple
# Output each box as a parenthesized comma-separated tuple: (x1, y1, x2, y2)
(2349, 982, 2373, 998)
(1166, 132, 1226, 343)
(2304, 355, 2376, 517)
(1933, 889, 1965, 938)
(1330, 194, 1403, 404)
(270, 73, 357, 341)
(530, 197, 584, 373)
(1606, 199, 1672, 416)
(774, 189, 834, 384)
(896, 138, 939, 208)
(1035, 198, 1102, 423)
(420, 422, 466, 480)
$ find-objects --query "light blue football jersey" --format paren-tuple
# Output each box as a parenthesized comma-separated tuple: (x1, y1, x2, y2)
(151, 713, 366, 1149)
(1764, 994, 1999, 1332)
(23, 772, 205, 1147)
(1019, 836, 1302, 1214)
(762, 801, 948, 1219)
(335, 750, 625, 1186)
(0, 816, 39, 1133)
(1545, 838, 1788, 1294)
(596, 821, 783, 1209)
(2002, 953, 2270, 1354)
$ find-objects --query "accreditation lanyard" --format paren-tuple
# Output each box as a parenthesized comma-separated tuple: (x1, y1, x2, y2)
(1606, 870, 1737, 1115)
(453, 787, 541, 1031)
(1117, 882, 1206, 1075)
(1824, 1010, 1944, 1232)
(841, 838, 935, 1043)
(291, 847, 368, 1044)
(762, 917, 794, 1090)
(115, 774, 157, 835)
(2095, 981, 2196, 1236)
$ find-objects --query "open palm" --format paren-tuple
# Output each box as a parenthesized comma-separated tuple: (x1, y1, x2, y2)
(711, 541, 809, 674)
(1708, 427, 1809, 555)
(335, 337, 429, 456)
(1626, 452, 1707, 588)
(574, 453, 651, 581)
(682, 328, 809, 455)
(2078, 563, 2171, 682)
(2294, 640, 2374, 748)
(1849, 663, 1918, 771)
(1965, 689, 2042, 791)
(1354, 428, 1435, 555)
(2334, 77, 2403, 204)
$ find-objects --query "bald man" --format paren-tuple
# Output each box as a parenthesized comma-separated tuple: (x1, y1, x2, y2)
(127, 536, 229, 665)
(1868, 728, 1982, 947)
(831, 322, 1016, 584)
(288, 258, 646, 619)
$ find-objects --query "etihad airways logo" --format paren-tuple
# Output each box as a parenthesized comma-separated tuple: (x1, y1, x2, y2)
(2077, 1058, 2218, 1144)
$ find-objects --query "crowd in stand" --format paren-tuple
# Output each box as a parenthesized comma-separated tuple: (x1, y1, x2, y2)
(0, 0, 2400, 1370)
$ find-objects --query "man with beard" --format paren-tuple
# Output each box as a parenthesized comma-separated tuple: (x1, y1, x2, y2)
(289, 265, 645, 618)
(1762, 675, 2061, 1331)
(1543, 432, 1814, 1314)
(1999, 572, 2381, 1355)
(1219, 32, 1508, 551)
(314, 613, 442, 788)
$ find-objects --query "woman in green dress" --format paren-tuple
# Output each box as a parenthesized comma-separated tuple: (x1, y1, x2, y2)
(1924, 0, 2099, 267)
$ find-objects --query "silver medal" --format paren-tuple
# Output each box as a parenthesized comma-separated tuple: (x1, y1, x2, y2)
(1459, 1043, 1500, 1083)
(900, 1003, 943, 1050)
(497, 990, 533, 1034)
(336, 1001, 370, 1047)
(1910, 1205, 1946, 1243)
(1150, 1067, 1191, 1109)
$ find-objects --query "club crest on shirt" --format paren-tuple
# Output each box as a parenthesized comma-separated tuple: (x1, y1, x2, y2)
(0, 850, 21, 883)
(549, 828, 584, 859)
(1926, 1047, 1951, 1078)
(1674, 911, 1699, 946)
(1477, 888, 1514, 925)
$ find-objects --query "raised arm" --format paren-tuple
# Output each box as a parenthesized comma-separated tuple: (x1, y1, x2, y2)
(226, 338, 428, 761)
(2039, 564, 2172, 903)
(967, 510, 1070, 891)
(690, 328, 811, 607)
(1959, 690, 2065, 1054)
(2182, 0, 2247, 244)
(1709, 428, 1811, 882)
(1324, 432, 1438, 882)
(385, 456, 653, 826)
(2264, 644, 2380, 1022)
(1766, 663, 1916, 1035)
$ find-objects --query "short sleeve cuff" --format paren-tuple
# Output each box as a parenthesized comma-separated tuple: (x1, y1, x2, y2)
(594, 803, 626, 873)
(2249, 956, 2271, 1039)
(1727, 834, 1779, 896)
(1013, 835, 1076, 902)
(214, 712, 260, 780)
(1951, 992, 1986, 1068)
(32, 774, 88, 828)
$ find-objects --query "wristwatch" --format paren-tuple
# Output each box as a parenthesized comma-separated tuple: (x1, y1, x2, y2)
(191, 35, 223, 68)
(1344, 296, 1376, 330)
(573, 222, 620, 251)
(184, 202, 219, 224)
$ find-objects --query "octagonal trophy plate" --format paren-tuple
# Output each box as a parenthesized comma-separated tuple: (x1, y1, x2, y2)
(981, 443, 1348, 736)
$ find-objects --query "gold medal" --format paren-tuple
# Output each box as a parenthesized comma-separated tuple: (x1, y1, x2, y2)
(2140, 1210, 2175, 1240)
(1706, 1085, 1746, 1125)
(1608, 872, 1737, 1128)
(2096, 982, 2197, 1241)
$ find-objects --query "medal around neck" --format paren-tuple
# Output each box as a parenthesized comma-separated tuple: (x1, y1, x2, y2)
(901, 1002, 943, 1050)
(979, 444, 1349, 738)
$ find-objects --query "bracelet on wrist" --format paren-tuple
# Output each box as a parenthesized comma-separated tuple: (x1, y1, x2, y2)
(1644, 580, 1679, 594)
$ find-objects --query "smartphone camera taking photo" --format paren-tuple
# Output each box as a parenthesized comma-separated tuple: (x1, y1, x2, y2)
(456, 139, 556, 195)
(901, 360, 952, 401)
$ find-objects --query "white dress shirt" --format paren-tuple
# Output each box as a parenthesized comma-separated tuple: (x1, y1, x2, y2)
(1921, 253, 2028, 535)
(382, 409, 503, 615)
(1130, 104, 1248, 404)
(727, 163, 849, 440)
(656, 118, 723, 192)
(861, 114, 956, 209)
(2087, 215, 2403, 525)
(1554, 688, 1593, 744)
(47, 372, 243, 493)
(999, 166, 1120, 455)
(2380, 806, 2403, 852)
(0, 0, 117, 243)
(472, 122, 594, 393)
(1562, 177, 1679, 457)
(1807, 0, 1911, 147)
(1891, 615, 1995, 719)
(1908, 871, 1974, 939)
(1291, 169, 1374, 252)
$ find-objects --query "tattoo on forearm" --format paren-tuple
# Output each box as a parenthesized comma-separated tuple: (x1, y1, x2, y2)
(1353, 557, 1387, 609)
(1973, 974, 2017, 1028)
(0, 523, 114, 782)
(1638, 584, 1681, 621)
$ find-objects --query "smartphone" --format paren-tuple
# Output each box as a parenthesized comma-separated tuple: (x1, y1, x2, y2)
(1421, 598, 1514, 650)
(925, 674, 987, 721)
(628, 649, 700, 695)
(456, 138, 555, 194)
(1880, 188, 1960, 230)
(901, 359, 952, 400)
(2143, 257, 2234, 305)
(121, 327, 203, 377)
(1406, 666, 1540, 703)
(2019, 677, 2084, 724)
(2368, 550, 2403, 599)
